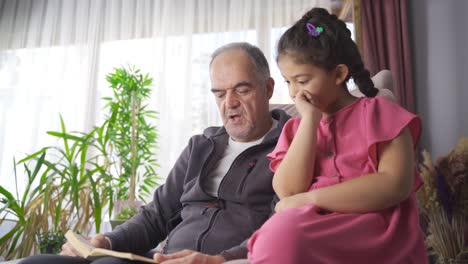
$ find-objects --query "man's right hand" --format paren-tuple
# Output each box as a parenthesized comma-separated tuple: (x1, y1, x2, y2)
(60, 234, 110, 256)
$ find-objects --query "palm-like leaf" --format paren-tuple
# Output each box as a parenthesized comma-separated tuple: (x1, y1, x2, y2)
(0, 66, 159, 260)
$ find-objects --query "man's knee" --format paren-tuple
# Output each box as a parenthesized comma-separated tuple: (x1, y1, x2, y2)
(18, 254, 89, 264)
(18, 254, 149, 264)
(92, 256, 146, 264)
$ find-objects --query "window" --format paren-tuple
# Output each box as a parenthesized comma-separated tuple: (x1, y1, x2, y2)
(0, 23, 355, 194)
(0, 46, 91, 193)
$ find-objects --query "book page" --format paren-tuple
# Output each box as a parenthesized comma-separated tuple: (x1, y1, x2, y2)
(65, 230, 157, 263)
(65, 230, 94, 257)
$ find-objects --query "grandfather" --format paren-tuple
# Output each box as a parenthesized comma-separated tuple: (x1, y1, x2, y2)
(20, 42, 290, 264)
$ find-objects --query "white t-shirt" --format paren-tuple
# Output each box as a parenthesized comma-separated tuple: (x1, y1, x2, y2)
(204, 119, 278, 197)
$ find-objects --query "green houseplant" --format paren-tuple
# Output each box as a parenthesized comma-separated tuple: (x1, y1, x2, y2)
(0, 118, 108, 260)
(103, 66, 159, 226)
(0, 65, 159, 259)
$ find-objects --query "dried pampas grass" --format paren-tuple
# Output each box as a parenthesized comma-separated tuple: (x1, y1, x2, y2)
(417, 138, 468, 263)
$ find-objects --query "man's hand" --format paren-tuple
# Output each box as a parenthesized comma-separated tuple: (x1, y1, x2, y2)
(154, 249, 225, 264)
(60, 234, 110, 257)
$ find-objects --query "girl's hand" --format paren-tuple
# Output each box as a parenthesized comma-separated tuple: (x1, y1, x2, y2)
(294, 90, 322, 122)
(154, 250, 225, 264)
(275, 192, 316, 212)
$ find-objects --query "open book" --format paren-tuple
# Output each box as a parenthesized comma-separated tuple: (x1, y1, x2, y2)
(65, 230, 157, 263)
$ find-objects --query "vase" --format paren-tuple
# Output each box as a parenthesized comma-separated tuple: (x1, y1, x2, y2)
(109, 220, 127, 230)
(436, 256, 468, 264)
(36, 231, 66, 254)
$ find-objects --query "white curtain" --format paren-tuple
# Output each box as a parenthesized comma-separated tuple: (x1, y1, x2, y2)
(0, 0, 331, 196)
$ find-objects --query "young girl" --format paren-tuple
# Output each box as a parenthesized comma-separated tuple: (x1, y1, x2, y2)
(247, 8, 428, 263)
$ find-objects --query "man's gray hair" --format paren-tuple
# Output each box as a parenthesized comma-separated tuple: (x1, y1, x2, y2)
(210, 42, 271, 82)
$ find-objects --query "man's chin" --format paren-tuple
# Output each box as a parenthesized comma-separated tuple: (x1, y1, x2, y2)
(225, 127, 251, 141)
(226, 116, 244, 126)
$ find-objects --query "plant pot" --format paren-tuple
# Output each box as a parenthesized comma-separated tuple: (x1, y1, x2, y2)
(436, 258, 468, 264)
(41, 244, 57, 254)
(114, 200, 143, 214)
(436, 252, 468, 264)
(109, 220, 127, 230)
(36, 231, 66, 254)
(110, 200, 143, 230)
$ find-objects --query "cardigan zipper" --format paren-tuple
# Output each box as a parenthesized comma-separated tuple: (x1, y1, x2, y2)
(196, 208, 221, 252)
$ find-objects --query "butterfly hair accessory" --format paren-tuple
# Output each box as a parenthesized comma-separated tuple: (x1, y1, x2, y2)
(306, 22, 323, 37)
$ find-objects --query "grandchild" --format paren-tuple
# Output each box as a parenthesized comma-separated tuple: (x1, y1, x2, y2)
(247, 7, 428, 263)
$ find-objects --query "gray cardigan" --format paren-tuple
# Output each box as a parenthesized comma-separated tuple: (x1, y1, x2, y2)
(105, 109, 290, 260)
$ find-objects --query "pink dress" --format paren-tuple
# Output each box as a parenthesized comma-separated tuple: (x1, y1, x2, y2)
(247, 97, 428, 263)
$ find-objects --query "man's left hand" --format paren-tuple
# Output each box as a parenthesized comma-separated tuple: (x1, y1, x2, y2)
(154, 249, 225, 264)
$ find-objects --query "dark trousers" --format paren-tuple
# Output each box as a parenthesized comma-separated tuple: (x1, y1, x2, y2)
(18, 254, 150, 264)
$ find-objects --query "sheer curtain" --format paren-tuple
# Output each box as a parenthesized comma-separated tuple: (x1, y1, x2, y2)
(0, 0, 331, 196)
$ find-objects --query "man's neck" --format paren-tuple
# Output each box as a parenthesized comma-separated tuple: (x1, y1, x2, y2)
(231, 117, 275, 143)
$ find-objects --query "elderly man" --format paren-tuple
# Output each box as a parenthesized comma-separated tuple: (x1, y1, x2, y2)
(20, 42, 290, 264)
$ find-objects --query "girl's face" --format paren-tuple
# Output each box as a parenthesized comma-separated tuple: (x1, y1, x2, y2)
(278, 54, 346, 113)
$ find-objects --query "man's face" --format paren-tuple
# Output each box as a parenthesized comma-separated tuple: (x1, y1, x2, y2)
(210, 49, 274, 142)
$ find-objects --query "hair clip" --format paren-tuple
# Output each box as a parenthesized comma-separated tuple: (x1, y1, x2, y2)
(306, 23, 323, 37)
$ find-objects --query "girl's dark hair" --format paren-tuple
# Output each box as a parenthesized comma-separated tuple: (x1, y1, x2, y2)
(277, 8, 378, 97)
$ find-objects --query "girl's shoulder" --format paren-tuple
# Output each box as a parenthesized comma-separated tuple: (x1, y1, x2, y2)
(357, 96, 420, 124)
(358, 96, 410, 113)
(356, 96, 422, 148)
(281, 116, 302, 136)
(357, 95, 399, 109)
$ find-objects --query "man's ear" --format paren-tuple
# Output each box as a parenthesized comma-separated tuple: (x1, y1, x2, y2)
(265, 77, 275, 99)
(334, 64, 349, 86)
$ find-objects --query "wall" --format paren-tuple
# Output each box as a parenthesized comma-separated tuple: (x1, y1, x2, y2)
(408, 0, 468, 158)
